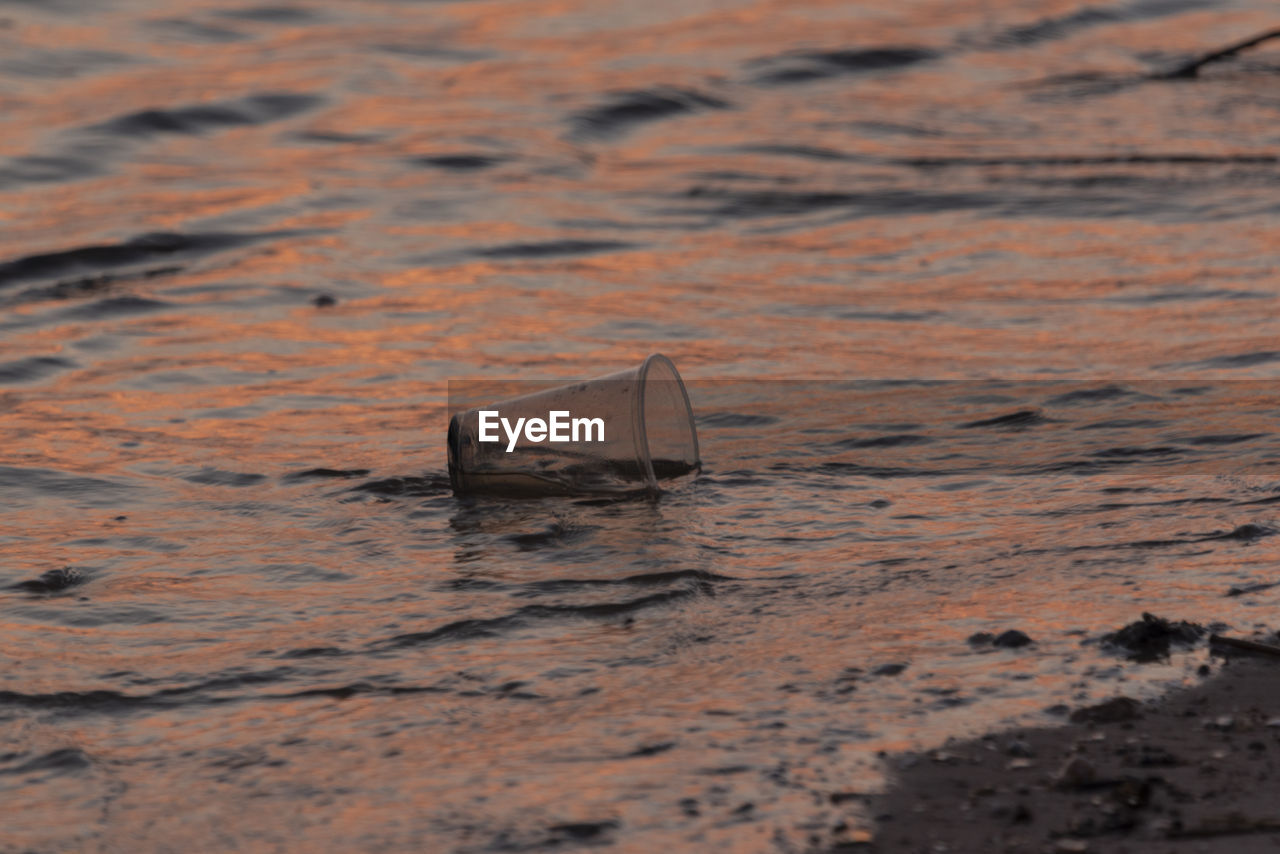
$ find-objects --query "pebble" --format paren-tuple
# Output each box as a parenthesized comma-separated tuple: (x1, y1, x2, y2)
(1053, 757, 1097, 789)
(1204, 715, 1235, 731)
(1006, 739, 1034, 758)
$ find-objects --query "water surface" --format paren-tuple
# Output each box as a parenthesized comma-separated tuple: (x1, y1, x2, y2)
(3, 0, 1280, 850)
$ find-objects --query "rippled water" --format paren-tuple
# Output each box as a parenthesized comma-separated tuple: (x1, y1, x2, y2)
(3, 0, 1280, 850)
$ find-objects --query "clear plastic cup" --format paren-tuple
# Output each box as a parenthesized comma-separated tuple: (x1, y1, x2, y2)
(448, 354, 700, 496)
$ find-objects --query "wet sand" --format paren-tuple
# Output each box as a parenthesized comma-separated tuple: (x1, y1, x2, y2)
(868, 642, 1280, 853)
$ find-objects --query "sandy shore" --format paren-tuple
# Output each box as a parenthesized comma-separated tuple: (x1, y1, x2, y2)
(866, 639, 1280, 853)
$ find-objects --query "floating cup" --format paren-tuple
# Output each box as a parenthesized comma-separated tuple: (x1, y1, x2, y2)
(448, 354, 700, 496)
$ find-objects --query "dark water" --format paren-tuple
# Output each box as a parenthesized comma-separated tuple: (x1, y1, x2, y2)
(3, 1, 1280, 850)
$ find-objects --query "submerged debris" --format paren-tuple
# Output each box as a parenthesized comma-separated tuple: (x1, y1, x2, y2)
(1100, 613, 1204, 662)
(9, 567, 86, 594)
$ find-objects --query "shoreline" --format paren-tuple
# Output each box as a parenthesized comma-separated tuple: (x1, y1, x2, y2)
(865, 644, 1280, 853)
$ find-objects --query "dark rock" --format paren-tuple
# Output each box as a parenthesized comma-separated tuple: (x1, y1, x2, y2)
(873, 663, 907, 676)
(1100, 613, 1205, 662)
(1052, 757, 1097, 789)
(1069, 696, 1142, 724)
(311, 294, 336, 307)
(993, 629, 1034, 648)
(967, 631, 995, 645)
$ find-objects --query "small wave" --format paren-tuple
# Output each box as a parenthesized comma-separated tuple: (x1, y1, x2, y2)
(0, 47, 131, 81)
(1183, 433, 1268, 446)
(0, 155, 102, 188)
(214, 5, 319, 23)
(282, 468, 371, 482)
(0, 748, 92, 777)
(1176, 350, 1280, 370)
(378, 587, 709, 650)
(468, 239, 637, 260)
(730, 144, 859, 161)
(525, 569, 735, 593)
(1236, 493, 1280, 506)
(749, 46, 937, 85)
(0, 465, 131, 499)
(959, 409, 1047, 429)
(697, 412, 780, 428)
(1108, 288, 1269, 304)
(0, 689, 160, 713)
(505, 523, 592, 551)
(897, 154, 1278, 167)
(990, 0, 1209, 48)
(748, 46, 937, 85)
(1194, 523, 1275, 543)
(839, 310, 941, 322)
(56, 296, 171, 320)
(678, 186, 994, 220)
(569, 87, 730, 139)
(87, 93, 323, 138)
(778, 461, 945, 478)
(145, 18, 249, 44)
(1092, 445, 1183, 458)
(351, 475, 452, 496)
(1074, 418, 1166, 430)
(0, 355, 76, 384)
(1125, 524, 1275, 549)
(3, 265, 184, 307)
(0, 231, 288, 289)
(410, 153, 507, 171)
(180, 468, 267, 487)
(1226, 581, 1280, 597)
(0, 677, 450, 716)
(835, 434, 932, 449)
(277, 646, 345, 659)
(1044, 384, 1133, 406)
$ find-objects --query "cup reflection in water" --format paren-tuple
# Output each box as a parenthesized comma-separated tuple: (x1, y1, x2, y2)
(448, 354, 700, 496)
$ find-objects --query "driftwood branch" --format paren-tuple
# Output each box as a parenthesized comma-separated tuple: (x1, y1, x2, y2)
(1161, 27, 1280, 79)
(1209, 633, 1280, 659)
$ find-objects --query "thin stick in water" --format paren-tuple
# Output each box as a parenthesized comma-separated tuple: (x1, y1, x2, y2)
(1160, 27, 1280, 79)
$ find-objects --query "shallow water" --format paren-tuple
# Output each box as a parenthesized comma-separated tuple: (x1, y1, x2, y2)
(3, 0, 1280, 851)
